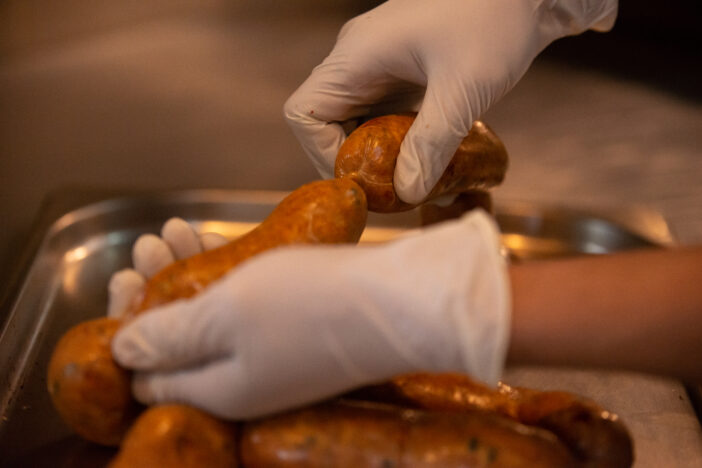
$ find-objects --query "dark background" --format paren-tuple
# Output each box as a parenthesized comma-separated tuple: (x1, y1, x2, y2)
(543, 0, 701, 101)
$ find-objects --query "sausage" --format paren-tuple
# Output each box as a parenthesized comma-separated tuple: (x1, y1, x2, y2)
(108, 404, 238, 468)
(510, 387, 634, 468)
(348, 373, 633, 468)
(137, 177, 368, 312)
(335, 114, 508, 213)
(49, 144, 630, 465)
(110, 394, 625, 467)
(347, 372, 519, 417)
(46, 318, 140, 446)
(240, 400, 577, 467)
(47, 178, 368, 445)
(111, 401, 576, 467)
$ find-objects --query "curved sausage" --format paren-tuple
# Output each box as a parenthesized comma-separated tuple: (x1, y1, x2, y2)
(47, 178, 368, 446)
(108, 404, 238, 468)
(349, 373, 633, 467)
(240, 400, 577, 467)
(137, 177, 368, 312)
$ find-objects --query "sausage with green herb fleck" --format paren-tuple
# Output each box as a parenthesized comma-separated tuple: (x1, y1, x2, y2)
(240, 400, 576, 467)
(350, 373, 633, 468)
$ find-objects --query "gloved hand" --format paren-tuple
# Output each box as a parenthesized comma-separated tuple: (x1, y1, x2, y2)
(112, 210, 510, 420)
(107, 217, 228, 319)
(284, 0, 618, 204)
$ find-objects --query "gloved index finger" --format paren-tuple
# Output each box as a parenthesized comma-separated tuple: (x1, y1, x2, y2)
(107, 269, 146, 319)
(111, 299, 229, 372)
(132, 234, 176, 279)
(161, 217, 203, 260)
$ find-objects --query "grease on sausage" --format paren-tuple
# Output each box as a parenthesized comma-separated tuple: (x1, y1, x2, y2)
(349, 373, 633, 468)
(240, 400, 576, 468)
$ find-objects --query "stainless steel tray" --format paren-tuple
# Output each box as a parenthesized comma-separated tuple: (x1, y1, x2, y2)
(0, 189, 698, 467)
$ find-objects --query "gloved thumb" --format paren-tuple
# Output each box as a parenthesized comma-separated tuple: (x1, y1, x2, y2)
(394, 82, 477, 205)
(112, 296, 229, 372)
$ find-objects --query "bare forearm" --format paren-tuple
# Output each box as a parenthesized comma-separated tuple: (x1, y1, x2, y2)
(507, 247, 702, 382)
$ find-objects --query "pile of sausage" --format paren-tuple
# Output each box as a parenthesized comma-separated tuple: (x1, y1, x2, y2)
(110, 373, 633, 467)
(47, 115, 633, 467)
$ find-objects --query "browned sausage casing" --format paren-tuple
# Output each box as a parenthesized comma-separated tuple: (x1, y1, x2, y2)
(350, 373, 633, 468)
(240, 400, 576, 468)
(47, 178, 368, 446)
(108, 404, 238, 468)
(46, 318, 139, 446)
(335, 114, 508, 212)
(138, 177, 368, 312)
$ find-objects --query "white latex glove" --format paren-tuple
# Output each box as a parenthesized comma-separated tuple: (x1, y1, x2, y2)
(284, 0, 618, 204)
(107, 217, 228, 319)
(112, 210, 510, 420)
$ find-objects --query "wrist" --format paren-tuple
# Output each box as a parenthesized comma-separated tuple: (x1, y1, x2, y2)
(450, 211, 511, 385)
(379, 210, 510, 385)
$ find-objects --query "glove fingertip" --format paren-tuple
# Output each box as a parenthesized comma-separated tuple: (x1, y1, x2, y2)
(199, 232, 229, 251)
(161, 217, 202, 259)
(108, 268, 145, 290)
(107, 269, 145, 319)
(133, 234, 175, 278)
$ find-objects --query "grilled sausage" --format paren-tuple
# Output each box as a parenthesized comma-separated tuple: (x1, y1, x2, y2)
(47, 178, 368, 446)
(137, 177, 368, 312)
(349, 373, 633, 468)
(110, 395, 628, 467)
(335, 114, 508, 213)
(108, 404, 238, 468)
(240, 400, 577, 467)
(47, 318, 139, 446)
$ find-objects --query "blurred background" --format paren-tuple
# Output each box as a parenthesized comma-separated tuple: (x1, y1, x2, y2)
(1, 0, 700, 291)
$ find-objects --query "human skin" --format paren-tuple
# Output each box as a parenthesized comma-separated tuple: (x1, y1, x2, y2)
(507, 246, 702, 383)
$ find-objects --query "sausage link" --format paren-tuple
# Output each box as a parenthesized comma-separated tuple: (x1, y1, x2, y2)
(46, 318, 140, 446)
(349, 373, 633, 467)
(240, 400, 577, 468)
(137, 177, 368, 312)
(47, 178, 368, 446)
(335, 114, 508, 213)
(108, 404, 239, 468)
